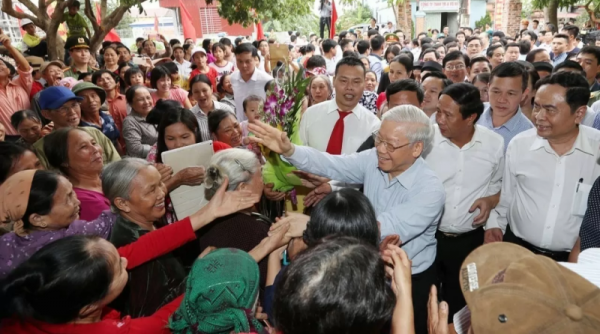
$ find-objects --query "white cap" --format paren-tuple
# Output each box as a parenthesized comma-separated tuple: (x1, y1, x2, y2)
(21, 18, 33, 28)
(191, 47, 207, 57)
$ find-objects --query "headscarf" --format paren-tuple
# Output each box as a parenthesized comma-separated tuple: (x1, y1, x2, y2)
(169, 248, 265, 334)
(0, 170, 36, 236)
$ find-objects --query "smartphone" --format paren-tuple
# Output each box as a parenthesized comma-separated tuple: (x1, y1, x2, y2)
(148, 33, 158, 40)
(132, 56, 146, 65)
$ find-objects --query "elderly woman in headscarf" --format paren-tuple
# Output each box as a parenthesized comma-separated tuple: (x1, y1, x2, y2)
(0, 170, 116, 279)
(169, 248, 269, 334)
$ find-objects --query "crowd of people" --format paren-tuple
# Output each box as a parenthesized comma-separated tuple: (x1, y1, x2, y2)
(1, 12, 600, 334)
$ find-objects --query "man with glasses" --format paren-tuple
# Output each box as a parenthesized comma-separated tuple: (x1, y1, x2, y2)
(249, 105, 445, 334)
(443, 51, 470, 83)
(33, 86, 120, 169)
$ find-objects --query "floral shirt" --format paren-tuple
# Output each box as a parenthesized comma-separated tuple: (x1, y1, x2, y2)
(80, 111, 120, 147)
(332, 90, 378, 115)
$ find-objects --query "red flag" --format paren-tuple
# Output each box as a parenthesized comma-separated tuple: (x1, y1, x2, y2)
(96, 3, 121, 42)
(330, 0, 337, 39)
(15, 6, 25, 36)
(256, 21, 264, 40)
(178, 0, 196, 40)
(154, 15, 160, 34)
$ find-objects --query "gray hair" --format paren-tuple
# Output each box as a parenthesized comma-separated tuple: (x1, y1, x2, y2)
(204, 148, 260, 200)
(101, 158, 153, 212)
(382, 105, 434, 154)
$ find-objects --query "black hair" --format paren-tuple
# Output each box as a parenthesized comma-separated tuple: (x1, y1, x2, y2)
(135, 37, 144, 43)
(142, 39, 156, 48)
(486, 44, 504, 58)
(578, 46, 600, 65)
(472, 72, 491, 86)
(519, 40, 531, 55)
(357, 40, 370, 54)
(306, 55, 326, 70)
(443, 36, 457, 45)
(445, 41, 459, 50)
(342, 50, 359, 58)
(198, 39, 210, 53)
(304, 189, 379, 247)
(272, 236, 395, 334)
(304, 43, 315, 53)
(456, 31, 465, 38)
(466, 35, 481, 46)
(420, 37, 433, 47)
(124, 67, 143, 87)
(389, 55, 413, 74)
(398, 49, 414, 63)
(492, 31, 505, 39)
(470, 56, 490, 68)
(0, 235, 113, 323)
(553, 33, 570, 44)
(367, 29, 379, 38)
(243, 94, 263, 112)
(69, 0, 80, 8)
(386, 79, 424, 104)
(443, 50, 470, 68)
(44, 127, 88, 175)
(322, 39, 338, 53)
(183, 44, 192, 53)
(553, 60, 584, 74)
(533, 61, 554, 74)
(441, 83, 484, 122)
(546, 23, 557, 34)
(234, 37, 244, 47)
(208, 109, 235, 135)
(233, 43, 255, 56)
(339, 38, 353, 51)
(150, 66, 171, 89)
(211, 42, 225, 55)
(384, 45, 401, 61)
(91, 69, 119, 86)
(290, 35, 297, 43)
(522, 30, 538, 43)
(562, 25, 580, 38)
(216, 73, 232, 94)
(536, 71, 590, 113)
(219, 37, 232, 48)
(490, 61, 529, 92)
(155, 106, 201, 163)
(334, 56, 365, 77)
(77, 72, 91, 81)
(0, 142, 28, 184)
(370, 35, 385, 52)
(419, 48, 440, 61)
(19, 170, 59, 228)
(169, 39, 180, 47)
(422, 71, 453, 88)
(11, 109, 41, 131)
(161, 61, 179, 75)
(146, 99, 182, 126)
(463, 27, 473, 34)
(526, 48, 549, 64)
(125, 85, 148, 104)
(189, 73, 213, 94)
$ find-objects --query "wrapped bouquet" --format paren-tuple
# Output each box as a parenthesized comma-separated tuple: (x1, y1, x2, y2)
(259, 67, 310, 196)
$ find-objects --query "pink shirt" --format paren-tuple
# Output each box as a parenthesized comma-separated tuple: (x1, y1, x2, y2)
(0, 68, 33, 135)
(150, 88, 188, 106)
(74, 187, 111, 221)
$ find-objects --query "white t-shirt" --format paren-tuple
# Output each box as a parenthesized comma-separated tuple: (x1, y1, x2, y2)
(209, 62, 235, 84)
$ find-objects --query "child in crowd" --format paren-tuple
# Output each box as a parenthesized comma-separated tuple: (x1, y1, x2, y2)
(209, 43, 235, 84)
(241, 95, 264, 164)
(190, 48, 218, 91)
(77, 72, 92, 83)
(21, 19, 47, 58)
(62, 1, 91, 38)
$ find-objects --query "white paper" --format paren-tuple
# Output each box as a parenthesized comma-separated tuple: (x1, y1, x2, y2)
(161, 141, 214, 220)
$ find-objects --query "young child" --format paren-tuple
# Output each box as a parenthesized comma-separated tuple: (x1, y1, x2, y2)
(209, 43, 235, 84)
(62, 1, 91, 38)
(190, 48, 217, 92)
(21, 19, 47, 58)
(77, 72, 92, 83)
(241, 95, 264, 164)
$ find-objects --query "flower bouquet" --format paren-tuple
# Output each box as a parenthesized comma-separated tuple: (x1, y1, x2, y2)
(259, 66, 310, 196)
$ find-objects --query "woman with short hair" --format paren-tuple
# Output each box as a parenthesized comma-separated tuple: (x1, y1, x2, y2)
(10, 109, 48, 150)
(123, 85, 158, 158)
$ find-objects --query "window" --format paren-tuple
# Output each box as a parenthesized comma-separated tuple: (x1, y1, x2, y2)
(199, 7, 222, 34)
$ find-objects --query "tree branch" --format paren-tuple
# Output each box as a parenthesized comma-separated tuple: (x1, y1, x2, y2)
(1, 0, 44, 27)
(83, 0, 101, 34)
(14, 0, 40, 16)
(100, 0, 107, 19)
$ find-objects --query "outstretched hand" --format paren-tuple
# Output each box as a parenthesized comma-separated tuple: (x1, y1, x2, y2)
(203, 177, 260, 220)
(247, 121, 295, 157)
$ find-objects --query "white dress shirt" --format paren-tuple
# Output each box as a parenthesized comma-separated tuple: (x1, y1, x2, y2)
(174, 59, 192, 77)
(425, 125, 505, 234)
(583, 107, 597, 127)
(231, 68, 273, 122)
(324, 56, 338, 76)
(487, 126, 600, 251)
(299, 99, 381, 154)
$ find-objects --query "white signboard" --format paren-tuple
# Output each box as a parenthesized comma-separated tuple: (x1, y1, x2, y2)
(420, 1, 460, 12)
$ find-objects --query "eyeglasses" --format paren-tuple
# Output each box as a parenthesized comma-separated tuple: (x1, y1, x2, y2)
(52, 101, 81, 115)
(235, 159, 251, 173)
(445, 64, 466, 71)
(372, 131, 411, 153)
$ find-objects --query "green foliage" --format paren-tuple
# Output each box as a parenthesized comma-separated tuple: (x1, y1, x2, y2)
(336, 3, 372, 31)
(263, 14, 320, 36)
(530, 0, 578, 10)
(211, 0, 311, 27)
(475, 12, 492, 29)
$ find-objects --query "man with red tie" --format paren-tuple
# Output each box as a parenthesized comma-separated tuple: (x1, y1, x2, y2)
(298, 57, 381, 203)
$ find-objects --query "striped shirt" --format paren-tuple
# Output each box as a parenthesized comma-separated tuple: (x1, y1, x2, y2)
(190, 100, 234, 142)
(476, 104, 534, 152)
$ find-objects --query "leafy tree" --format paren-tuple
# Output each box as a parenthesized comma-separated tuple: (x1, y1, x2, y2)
(475, 12, 492, 29)
(1, 0, 145, 60)
(207, 0, 311, 27)
(263, 14, 320, 36)
(335, 3, 372, 31)
(530, 0, 579, 27)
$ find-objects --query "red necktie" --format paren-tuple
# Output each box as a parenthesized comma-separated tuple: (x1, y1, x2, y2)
(326, 111, 352, 155)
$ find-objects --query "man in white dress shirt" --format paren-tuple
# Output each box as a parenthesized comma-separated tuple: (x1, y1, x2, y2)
(299, 56, 381, 205)
(424, 83, 505, 320)
(485, 71, 600, 262)
(172, 45, 192, 78)
(231, 43, 273, 121)
(322, 39, 339, 76)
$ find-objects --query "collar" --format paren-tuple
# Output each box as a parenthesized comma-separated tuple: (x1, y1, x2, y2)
(484, 104, 523, 131)
(591, 81, 600, 92)
(236, 68, 258, 83)
(369, 53, 382, 60)
(130, 110, 148, 122)
(325, 100, 362, 120)
(106, 93, 125, 102)
(378, 157, 425, 189)
(436, 124, 482, 149)
(529, 128, 596, 156)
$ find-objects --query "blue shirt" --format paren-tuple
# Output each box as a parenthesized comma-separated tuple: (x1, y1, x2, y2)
(80, 111, 120, 146)
(552, 52, 568, 67)
(477, 105, 533, 152)
(287, 146, 446, 274)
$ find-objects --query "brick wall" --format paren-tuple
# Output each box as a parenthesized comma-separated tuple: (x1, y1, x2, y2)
(507, 1, 522, 37)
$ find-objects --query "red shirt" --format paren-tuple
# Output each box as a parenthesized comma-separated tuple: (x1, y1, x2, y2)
(1, 217, 196, 334)
(30, 81, 43, 99)
(189, 67, 218, 92)
(213, 141, 231, 152)
(106, 93, 128, 151)
(376, 92, 387, 110)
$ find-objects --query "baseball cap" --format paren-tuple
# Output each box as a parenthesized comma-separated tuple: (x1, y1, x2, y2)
(39, 86, 83, 110)
(25, 56, 44, 70)
(72, 82, 106, 104)
(65, 36, 90, 50)
(20, 18, 33, 28)
(460, 243, 600, 334)
(421, 60, 443, 73)
(191, 47, 207, 57)
(40, 60, 65, 74)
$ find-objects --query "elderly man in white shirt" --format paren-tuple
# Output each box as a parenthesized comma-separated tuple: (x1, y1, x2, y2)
(298, 56, 381, 206)
(231, 43, 273, 121)
(485, 71, 600, 262)
(424, 82, 504, 320)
